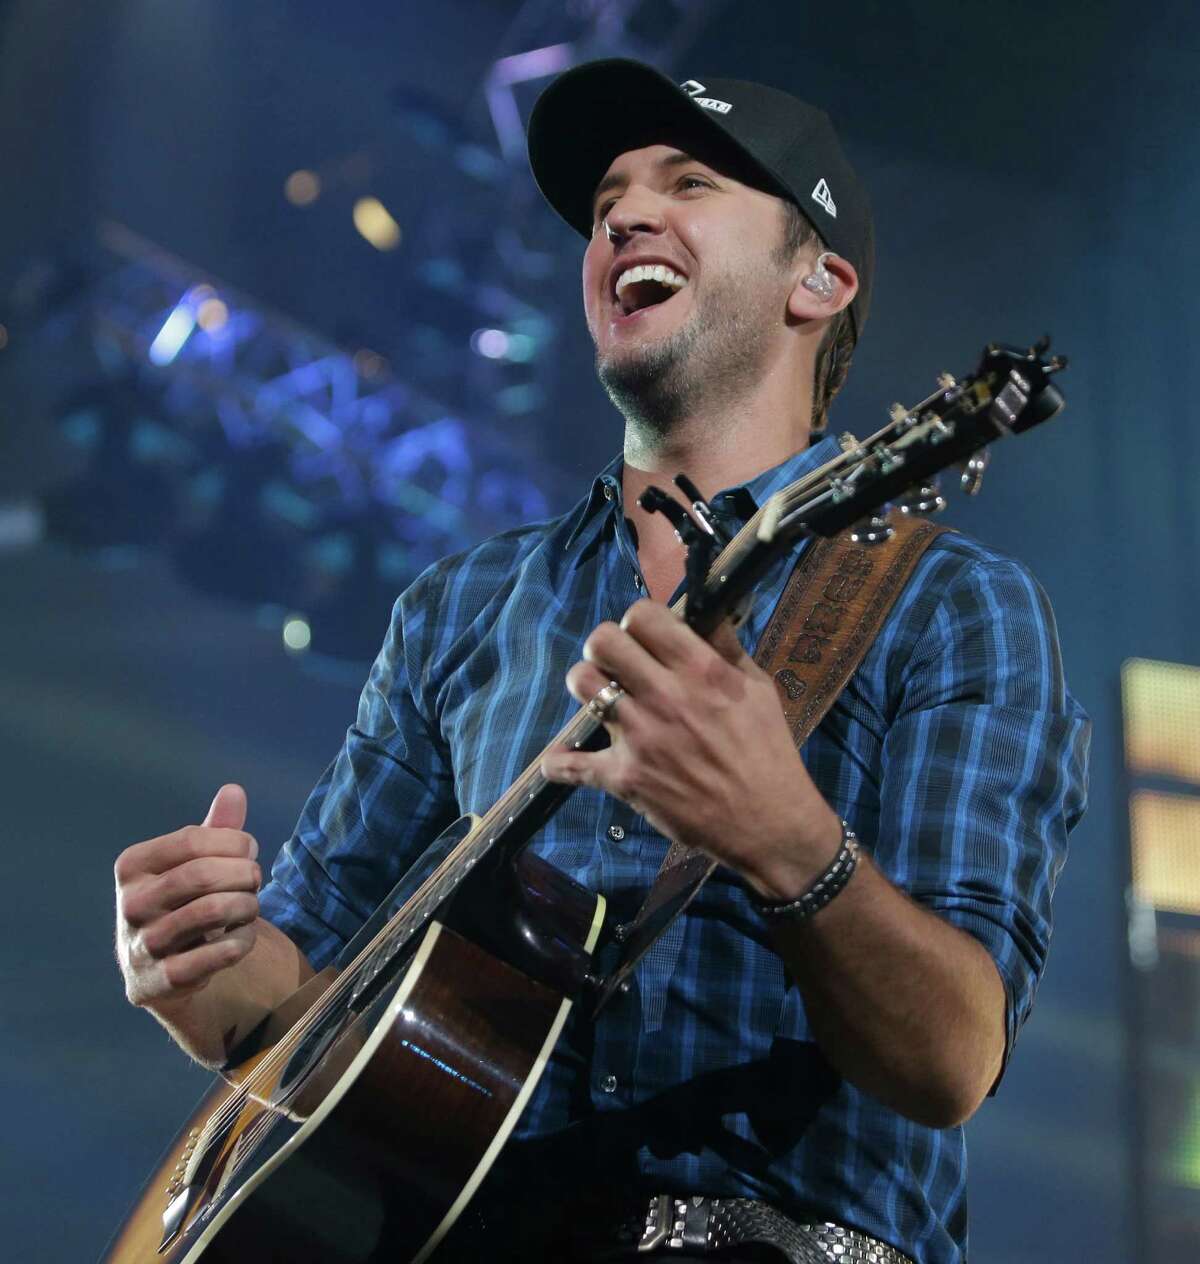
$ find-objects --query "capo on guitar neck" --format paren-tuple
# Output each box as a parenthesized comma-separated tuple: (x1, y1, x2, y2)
(637, 483, 707, 545)
(673, 473, 733, 547)
(638, 478, 723, 620)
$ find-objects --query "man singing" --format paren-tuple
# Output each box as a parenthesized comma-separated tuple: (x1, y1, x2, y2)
(115, 59, 1089, 1262)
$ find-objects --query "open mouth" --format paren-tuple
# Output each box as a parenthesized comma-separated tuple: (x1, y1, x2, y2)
(613, 264, 689, 317)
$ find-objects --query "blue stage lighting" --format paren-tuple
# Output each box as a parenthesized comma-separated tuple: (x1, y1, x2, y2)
(471, 328, 510, 359)
(148, 300, 197, 366)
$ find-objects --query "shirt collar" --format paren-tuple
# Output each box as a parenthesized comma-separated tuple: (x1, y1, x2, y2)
(563, 451, 625, 551)
(563, 435, 843, 552)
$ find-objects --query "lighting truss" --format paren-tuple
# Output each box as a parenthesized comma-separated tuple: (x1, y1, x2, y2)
(90, 220, 554, 546)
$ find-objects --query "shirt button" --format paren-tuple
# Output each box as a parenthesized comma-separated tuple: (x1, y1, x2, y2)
(603, 482, 615, 501)
(607, 824, 626, 842)
(599, 1073, 618, 1094)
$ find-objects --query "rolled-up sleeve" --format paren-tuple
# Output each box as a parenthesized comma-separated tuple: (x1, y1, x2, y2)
(259, 574, 459, 971)
(876, 555, 1090, 1078)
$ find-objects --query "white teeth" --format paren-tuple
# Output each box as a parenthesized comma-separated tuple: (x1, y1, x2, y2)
(614, 264, 689, 297)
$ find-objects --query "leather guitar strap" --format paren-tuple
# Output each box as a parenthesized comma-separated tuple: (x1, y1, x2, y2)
(593, 511, 950, 1012)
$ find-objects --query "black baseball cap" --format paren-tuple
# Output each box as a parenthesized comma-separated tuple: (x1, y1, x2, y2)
(527, 58, 874, 341)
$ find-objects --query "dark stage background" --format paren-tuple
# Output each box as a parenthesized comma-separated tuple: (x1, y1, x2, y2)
(2, 2, 1198, 1260)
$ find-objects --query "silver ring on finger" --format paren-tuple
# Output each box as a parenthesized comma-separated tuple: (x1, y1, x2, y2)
(586, 680, 625, 723)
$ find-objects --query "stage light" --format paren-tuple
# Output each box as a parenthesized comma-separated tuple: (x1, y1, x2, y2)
(196, 297, 228, 333)
(353, 197, 401, 252)
(1163, 1080, 1200, 1190)
(1124, 658, 1200, 785)
(284, 170, 321, 206)
(1130, 791, 1200, 915)
(470, 328, 539, 363)
(149, 301, 197, 366)
(353, 348, 388, 380)
(471, 328, 510, 359)
(148, 284, 222, 366)
(505, 332, 537, 362)
(1123, 653, 1200, 1250)
(60, 405, 101, 449)
(0, 500, 43, 551)
(282, 614, 312, 653)
(64, 223, 566, 662)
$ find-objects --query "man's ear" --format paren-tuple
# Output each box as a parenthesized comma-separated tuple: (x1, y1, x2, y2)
(786, 252, 859, 321)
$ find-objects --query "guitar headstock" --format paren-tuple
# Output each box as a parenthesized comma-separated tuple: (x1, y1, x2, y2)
(766, 336, 1068, 541)
(639, 337, 1068, 635)
(972, 336, 1068, 432)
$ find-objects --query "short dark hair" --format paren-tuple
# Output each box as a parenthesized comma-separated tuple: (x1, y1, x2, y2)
(776, 199, 855, 432)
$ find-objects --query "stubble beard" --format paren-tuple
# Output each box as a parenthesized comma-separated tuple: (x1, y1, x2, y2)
(594, 270, 783, 446)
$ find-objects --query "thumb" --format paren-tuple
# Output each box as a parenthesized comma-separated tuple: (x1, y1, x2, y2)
(203, 782, 248, 831)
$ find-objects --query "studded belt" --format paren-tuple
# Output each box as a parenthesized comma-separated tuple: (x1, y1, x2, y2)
(634, 1195, 914, 1264)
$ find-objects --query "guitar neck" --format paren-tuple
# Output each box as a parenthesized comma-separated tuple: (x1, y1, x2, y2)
(352, 444, 859, 974)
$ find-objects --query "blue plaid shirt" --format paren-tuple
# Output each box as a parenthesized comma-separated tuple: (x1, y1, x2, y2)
(260, 436, 1090, 1263)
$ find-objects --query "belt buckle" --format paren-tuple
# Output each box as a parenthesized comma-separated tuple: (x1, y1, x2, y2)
(638, 1194, 673, 1252)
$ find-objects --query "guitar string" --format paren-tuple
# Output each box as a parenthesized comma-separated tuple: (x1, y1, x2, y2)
(186, 434, 881, 1149)
(188, 413, 917, 1146)
(183, 412, 924, 1159)
(186, 496, 821, 1150)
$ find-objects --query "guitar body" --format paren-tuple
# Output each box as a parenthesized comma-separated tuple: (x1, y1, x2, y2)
(103, 834, 606, 1264)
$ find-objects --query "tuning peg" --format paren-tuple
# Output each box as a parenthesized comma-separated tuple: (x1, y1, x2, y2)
(937, 373, 957, 390)
(896, 481, 947, 515)
(959, 452, 990, 496)
(889, 403, 910, 424)
(850, 515, 895, 545)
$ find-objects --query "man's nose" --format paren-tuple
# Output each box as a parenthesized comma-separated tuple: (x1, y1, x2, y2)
(603, 189, 667, 242)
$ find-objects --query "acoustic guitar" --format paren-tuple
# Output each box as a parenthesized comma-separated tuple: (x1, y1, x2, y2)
(102, 340, 1067, 1263)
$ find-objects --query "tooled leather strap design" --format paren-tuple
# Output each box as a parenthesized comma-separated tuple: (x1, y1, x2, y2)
(594, 512, 950, 1009)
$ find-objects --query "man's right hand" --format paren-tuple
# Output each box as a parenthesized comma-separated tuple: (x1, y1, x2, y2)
(116, 783, 262, 1009)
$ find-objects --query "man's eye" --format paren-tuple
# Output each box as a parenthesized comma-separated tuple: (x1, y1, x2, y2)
(678, 176, 711, 192)
(594, 200, 616, 226)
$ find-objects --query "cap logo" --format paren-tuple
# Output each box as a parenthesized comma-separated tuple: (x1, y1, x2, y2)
(811, 178, 837, 218)
(679, 78, 732, 115)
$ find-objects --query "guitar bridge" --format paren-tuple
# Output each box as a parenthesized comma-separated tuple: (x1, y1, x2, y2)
(160, 1184, 195, 1252)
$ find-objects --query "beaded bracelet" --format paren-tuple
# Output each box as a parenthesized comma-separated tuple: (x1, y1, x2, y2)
(751, 820, 860, 922)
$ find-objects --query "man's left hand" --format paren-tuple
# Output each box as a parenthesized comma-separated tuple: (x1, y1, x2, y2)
(540, 599, 842, 900)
